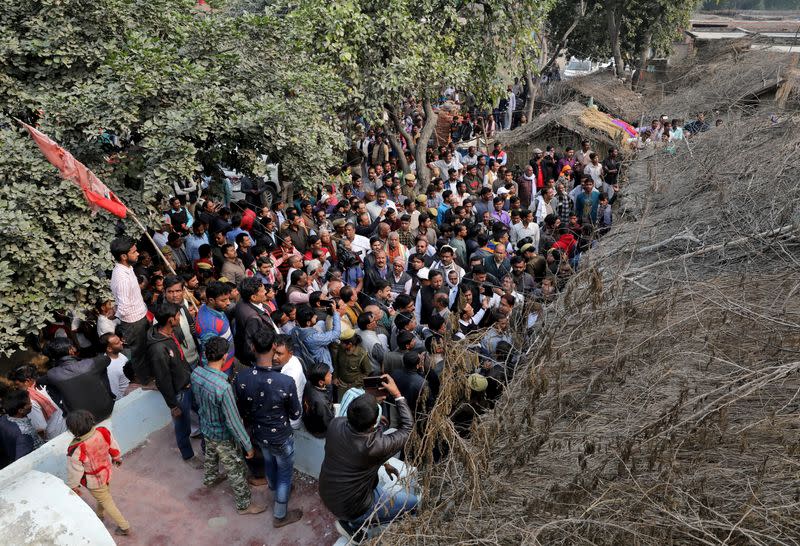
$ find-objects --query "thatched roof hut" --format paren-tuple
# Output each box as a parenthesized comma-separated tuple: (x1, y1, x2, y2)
(539, 72, 645, 122)
(651, 47, 798, 119)
(497, 102, 628, 169)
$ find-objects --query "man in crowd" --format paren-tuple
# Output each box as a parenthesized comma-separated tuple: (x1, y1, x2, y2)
(319, 374, 416, 539)
(147, 302, 201, 468)
(109, 236, 150, 383)
(235, 330, 303, 527)
(191, 336, 265, 515)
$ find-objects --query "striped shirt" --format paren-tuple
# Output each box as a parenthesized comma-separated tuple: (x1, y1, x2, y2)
(191, 365, 252, 451)
(110, 263, 147, 323)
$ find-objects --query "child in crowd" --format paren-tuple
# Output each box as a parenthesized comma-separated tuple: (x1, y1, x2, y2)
(66, 410, 131, 536)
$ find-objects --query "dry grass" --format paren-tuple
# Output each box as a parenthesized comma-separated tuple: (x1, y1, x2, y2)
(366, 113, 800, 545)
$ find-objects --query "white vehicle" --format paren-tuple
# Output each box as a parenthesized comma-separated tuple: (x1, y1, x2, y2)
(563, 57, 614, 80)
(221, 159, 281, 207)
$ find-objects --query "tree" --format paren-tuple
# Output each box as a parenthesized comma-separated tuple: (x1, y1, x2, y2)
(0, 0, 347, 353)
(277, 0, 552, 186)
(547, 0, 699, 85)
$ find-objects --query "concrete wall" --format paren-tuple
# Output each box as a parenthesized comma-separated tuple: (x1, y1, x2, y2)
(0, 388, 171, 483)
(0, 470, 115, 545)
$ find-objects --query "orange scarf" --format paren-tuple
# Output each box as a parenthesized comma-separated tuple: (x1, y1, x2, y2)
(29, 386, 57, 420)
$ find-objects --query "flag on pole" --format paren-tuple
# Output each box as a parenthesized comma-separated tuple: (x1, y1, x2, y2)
(18, 121, 128, 218)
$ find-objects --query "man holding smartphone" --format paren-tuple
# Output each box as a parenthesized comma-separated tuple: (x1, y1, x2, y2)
(319, 374, 416, 539)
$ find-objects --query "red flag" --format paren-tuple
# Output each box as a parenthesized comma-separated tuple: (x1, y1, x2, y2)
(19, 121, 127, 218)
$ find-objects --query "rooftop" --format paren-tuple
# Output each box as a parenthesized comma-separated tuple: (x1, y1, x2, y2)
(105, 424, 337, 545)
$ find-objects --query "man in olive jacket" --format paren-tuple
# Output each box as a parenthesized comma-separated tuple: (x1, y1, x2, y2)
(318, 374, 417, 537)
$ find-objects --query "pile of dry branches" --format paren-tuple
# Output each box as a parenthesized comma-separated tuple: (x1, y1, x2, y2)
(372, 114, 800, 544)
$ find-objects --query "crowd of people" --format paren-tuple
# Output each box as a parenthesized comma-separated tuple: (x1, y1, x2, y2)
(0, 102, 670, 541)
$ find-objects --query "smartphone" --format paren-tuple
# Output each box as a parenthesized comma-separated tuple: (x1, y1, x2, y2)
(363, 376, 386, 391)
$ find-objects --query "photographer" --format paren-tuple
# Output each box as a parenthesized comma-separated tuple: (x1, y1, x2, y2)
(292, 300, 343, 371)
(319, 375, 416, 539)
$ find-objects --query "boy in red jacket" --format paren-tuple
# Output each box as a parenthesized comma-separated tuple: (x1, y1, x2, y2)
(66, 410, 131, 536)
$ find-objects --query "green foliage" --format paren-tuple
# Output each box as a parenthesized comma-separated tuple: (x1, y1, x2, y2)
(277, 0, 553, 116)
(548, 0, 699, 67)
(0, 0, 347, 353)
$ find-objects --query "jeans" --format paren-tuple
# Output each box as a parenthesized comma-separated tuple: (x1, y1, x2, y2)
(174, 387, 194, 460)
(260, 437, 295, 519)
(350, 484, 419, 528)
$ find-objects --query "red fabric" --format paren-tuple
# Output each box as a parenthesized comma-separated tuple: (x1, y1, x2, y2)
(552, 234, 577, 257)
(69, 426, 115, 486)
(536, 160, 544, 190)
(241, 208, 256, 231)
(28, 387, 57, 420)
(20, 122, 127, 218)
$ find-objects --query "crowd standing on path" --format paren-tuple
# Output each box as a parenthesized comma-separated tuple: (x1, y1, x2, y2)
(0, 107, 715, 540)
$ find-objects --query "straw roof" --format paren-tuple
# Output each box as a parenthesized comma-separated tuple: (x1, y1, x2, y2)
(377, 113, 800, 546)
(541, 72, 645, 122)
(497, 101, 622, 151)
(652, 47, 798, 118)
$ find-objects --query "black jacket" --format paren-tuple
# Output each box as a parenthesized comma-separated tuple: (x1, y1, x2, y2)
(41, 355, 114, 421)
(146, 327, 191, 409)
(233, 301, 279, 366)
(391, 368, 433, 420)
(0, 415, 34, 469)
(319, 397, 412, 520)
(302, 384, 334, 438)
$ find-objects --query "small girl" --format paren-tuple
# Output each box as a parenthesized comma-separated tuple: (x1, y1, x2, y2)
(66, 410, 131, 536)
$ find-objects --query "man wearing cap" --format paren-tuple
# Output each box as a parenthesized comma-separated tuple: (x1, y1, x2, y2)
(517, 163, 537, 210)
(332, 329, 371, 397)
(401, 173, 418, 200)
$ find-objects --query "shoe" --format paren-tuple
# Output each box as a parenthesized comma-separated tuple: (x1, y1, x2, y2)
(114, 527, 131, 536)
(184, 456, 204, 469)
(335, 520, 365, 543)
(273, 509, 303, 528)
(237, 502, 267, 515)
(204, 474, 227, 488)
(247, 477, 268, 486)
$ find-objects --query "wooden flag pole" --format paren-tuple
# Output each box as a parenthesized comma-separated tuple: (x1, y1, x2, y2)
(126, 208, 198, 312)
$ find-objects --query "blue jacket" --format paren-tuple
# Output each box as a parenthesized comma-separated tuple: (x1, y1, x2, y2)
(574, 190, 600, 223)
(295, 313, 341, 369)
(234, 366, 301, 445)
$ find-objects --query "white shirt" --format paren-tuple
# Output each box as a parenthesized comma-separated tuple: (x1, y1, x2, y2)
(585, 163, 604, 186)
(511, 221, 541, 249)
(97, 315, 119, 337)
(28, 387, 66, 440)
(107, 353, 130, 399)
(281, 355, 306, 429)
(110, 263, 147, 323)
(349, 234, 372, 260)
(366, 199, 396, 222)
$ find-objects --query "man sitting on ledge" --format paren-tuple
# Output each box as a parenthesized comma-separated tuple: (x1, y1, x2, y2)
(318, 374, 417, 539)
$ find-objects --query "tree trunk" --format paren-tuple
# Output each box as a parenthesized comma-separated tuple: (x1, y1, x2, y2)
(384, 103, 416, 156)
(415, 98, 437, 191)
(631, 30, 652, 90)
(524, 62, 536, 122)
(606, 3, 624, 79)
(385, 130, 410, 174)
(541, 0, 585, 74)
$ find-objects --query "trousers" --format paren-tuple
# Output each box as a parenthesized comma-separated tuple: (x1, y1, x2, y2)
(90, 484, 130, 530)
(260, 437, 295, 519)
(204, 438, 251, 510)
